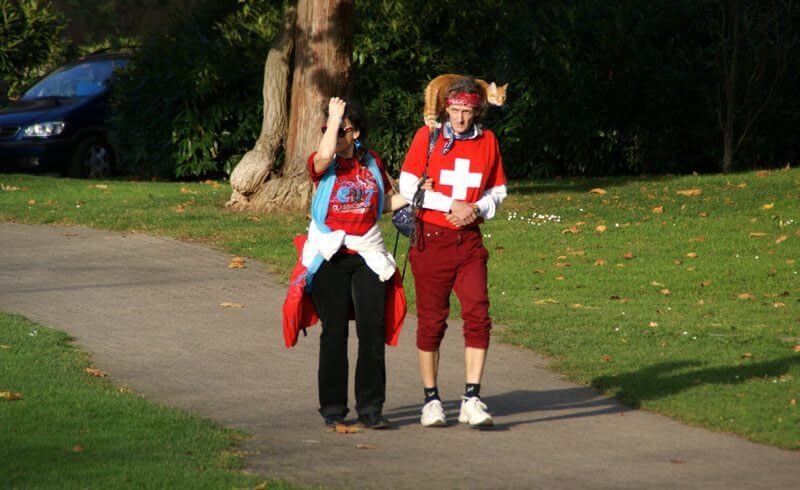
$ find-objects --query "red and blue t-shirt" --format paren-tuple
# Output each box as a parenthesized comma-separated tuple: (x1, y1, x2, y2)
(307, 149, 391, 236)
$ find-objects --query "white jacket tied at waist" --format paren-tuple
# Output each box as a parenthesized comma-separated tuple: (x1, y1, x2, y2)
(301, 220, 397, 282)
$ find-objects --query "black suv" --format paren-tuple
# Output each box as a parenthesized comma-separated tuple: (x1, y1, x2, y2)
(0, 52, 130, 177)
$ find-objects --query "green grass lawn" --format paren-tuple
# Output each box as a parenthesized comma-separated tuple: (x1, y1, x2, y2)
(1, 170, 799, 450)
(0, 312, 287, 488)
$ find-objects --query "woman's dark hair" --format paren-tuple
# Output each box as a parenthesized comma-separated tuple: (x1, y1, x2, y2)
(324, 96, 369, 161)
(442, 76, 488, 123)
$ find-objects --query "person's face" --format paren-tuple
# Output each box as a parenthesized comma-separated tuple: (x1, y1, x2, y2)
(334, 118, 359, 154)
(446, 105, 475, 134)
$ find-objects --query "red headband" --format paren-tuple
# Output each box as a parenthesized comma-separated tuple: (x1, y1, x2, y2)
(446, 92, 481, 108)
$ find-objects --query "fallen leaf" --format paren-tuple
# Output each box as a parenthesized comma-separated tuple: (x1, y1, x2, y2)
(787, 259, 795, 265)
(175, 205, 185, 214)
(570, 304, 583, 309)
(355, 444, 377, 449)
(623, 251, 635, 260)
(776, 235, 788, 244)
(774, 303, 786, 308)
(689, 236, 706, 242)
(534, 298, 559, 305)
(589, 188, 607, 195)
(562, 226, 580, 234)
(698, 299, 705, 305)
(652, 206, 664, 214)
(649, 322, 659, 327)
(247, 216, 260, 222)
(228, 257, 245, 269)
(749, 232, 767, 238)
(554, 262, 570, 268)
(650, 281, 665, 287)
(674, 259, 683, 265)
(698, 211, 708, 217)
(595, 225, 607, 233)
(660, 289, 671, 295)
(794, 345, 800, 353)
(555, 275, 565, 280)
(333, 424, 361, 434)
(594, 259, 606, 266)
(220, 302, 245, 308)
(700, 281, 712, 287)
(686, 252, 698, 258)
(602, 355, 612, 362)
(92, 184, 108, 190)
(761, 203, 774, 210)
(737, 182, 747, 188)
(755, 170, 770, 177)
(791, 399, 797, 405)
(741, 352, 754, 359)
(737, 293, 756, 300)
(1, 184, 20, 191)
(0, 391, 23, 401)
(686, 266, 696, 271)
(28, 199, 36, 205)
(180, 187, 197, 194)
(0, 344, 10, 349)
(84, 367, 107, 377)
(72, 445, 83, 452)
(676, 189, 702, 197)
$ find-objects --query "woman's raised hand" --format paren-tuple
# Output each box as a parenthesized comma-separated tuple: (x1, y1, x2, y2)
(328, 97, 346, 121)
(420, 178, 434, 191)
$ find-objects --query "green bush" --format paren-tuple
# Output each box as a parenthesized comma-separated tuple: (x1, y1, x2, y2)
(109, 0, 281, 178)
(0, 0, 68, 101)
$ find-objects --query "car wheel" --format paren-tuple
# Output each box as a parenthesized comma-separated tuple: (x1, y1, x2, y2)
(68, 136, 113, 178)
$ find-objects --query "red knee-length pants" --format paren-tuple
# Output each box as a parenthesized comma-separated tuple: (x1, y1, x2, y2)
(409, 222, 492, 351)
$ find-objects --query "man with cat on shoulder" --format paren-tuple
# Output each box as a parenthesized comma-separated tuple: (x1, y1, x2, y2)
(399, 76, 507, 428)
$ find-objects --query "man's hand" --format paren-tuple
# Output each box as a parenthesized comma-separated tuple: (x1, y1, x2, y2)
(446, 200, 478, 227)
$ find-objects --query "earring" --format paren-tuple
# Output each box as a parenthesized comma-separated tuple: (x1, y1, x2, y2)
(354, 139, 362, 150)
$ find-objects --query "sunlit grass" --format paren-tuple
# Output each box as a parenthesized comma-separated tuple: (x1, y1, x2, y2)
(1, 169, 798, 448)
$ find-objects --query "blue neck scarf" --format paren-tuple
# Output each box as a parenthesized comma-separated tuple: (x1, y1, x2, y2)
(442, 121, 482, 155)
(302, 152, 384, 289)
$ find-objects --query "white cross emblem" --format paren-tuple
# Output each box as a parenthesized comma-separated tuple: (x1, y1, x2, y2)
(439, 158, 482, 200)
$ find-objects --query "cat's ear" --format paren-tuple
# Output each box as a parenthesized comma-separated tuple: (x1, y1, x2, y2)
(489, 82, 497, 91)
(501, 83, 508, 91)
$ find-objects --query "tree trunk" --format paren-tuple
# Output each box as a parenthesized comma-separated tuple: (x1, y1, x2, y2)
(226, 4, 296, 209)
(227, 0, 354, 212)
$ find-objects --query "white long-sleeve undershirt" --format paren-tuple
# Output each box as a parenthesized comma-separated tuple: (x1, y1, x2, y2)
(398, 171, 507, 220)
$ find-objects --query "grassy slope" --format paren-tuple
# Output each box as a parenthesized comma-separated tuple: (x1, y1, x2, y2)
(0, 312, 288, 488)
(1, 170, 798, 449)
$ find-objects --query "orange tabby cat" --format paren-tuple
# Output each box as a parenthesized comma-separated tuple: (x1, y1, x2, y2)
(423, 74, 508, 129)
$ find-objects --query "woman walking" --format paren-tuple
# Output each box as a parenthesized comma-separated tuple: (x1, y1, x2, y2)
(283, 96, 411, 429)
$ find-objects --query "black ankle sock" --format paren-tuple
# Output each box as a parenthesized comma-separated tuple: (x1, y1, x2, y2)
(465, 383, 481, 399)
(424, 386, 440, 404)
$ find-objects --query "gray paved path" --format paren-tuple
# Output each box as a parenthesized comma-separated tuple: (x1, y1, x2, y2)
(1, 222, 799, 489)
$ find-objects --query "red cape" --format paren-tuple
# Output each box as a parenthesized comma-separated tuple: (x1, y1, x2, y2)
(281, 234, 406, 348)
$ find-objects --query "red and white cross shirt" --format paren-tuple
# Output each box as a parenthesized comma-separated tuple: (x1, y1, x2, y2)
(307, 149, 391, 236)
(399, 126, 507, 229)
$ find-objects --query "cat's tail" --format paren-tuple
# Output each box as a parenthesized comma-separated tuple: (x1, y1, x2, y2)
(423, 115, 441, 129)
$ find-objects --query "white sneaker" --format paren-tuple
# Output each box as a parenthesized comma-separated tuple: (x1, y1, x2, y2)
(420, 399, 447, 427)
(458, 396, 493, 426)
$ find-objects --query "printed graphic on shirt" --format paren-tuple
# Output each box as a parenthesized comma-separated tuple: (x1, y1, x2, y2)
(439, 157, 482, 200)
(332, 172, 377, 214)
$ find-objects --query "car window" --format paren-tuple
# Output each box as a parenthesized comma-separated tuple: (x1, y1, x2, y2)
(22, 59, 129, 100)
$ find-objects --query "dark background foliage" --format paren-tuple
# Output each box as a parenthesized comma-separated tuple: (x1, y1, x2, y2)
(4, 0, 799, 179)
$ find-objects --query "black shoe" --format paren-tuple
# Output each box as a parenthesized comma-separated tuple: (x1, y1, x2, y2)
(357, 412, 390, 430)
(323, 414, 345, 427)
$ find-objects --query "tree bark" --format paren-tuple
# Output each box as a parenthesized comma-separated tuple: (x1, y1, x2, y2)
(227, 0, 354, 212)
(226, 4, 296, 209)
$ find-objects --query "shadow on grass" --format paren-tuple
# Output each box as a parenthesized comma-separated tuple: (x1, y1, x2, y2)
(591, 356, 800, 408)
